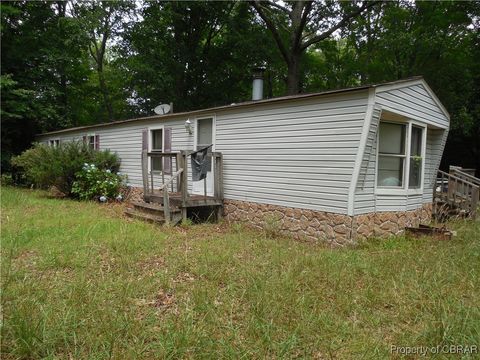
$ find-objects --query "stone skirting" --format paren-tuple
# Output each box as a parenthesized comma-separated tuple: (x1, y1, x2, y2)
(125, 186, 144, 203)
(224, 200, 432, 246)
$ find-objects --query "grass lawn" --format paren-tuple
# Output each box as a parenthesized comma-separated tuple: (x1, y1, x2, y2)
(1, 187, 479, 359)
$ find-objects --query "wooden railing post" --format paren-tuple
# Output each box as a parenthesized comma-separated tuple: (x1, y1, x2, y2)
(181, 151, 188, 221)
(447, 176, 455, 200)
(218, 153, 224, 201)
(163, 189, 170, 225)
(213, 153, 218, 199)
(141, 150, 149, 197)
(176, 152, 183, 193)
(171, 155, 175, 192)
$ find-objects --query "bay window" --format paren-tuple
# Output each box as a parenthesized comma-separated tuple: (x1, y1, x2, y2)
(377, 120, 425, 191)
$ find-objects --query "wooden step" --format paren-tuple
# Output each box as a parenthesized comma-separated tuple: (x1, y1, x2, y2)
(124, 208, 165, 224)
(131, 201, 181, 215)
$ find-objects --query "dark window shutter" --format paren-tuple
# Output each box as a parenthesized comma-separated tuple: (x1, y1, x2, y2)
(94, 135, 100, 150)
(163, 127, 172, 174)
(142, 128, 148, 151)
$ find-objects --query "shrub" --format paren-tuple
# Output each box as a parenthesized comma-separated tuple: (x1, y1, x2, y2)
(0, 173, 14, 186)
(11, 141, 120, 195)
(71, 163, 125, 201)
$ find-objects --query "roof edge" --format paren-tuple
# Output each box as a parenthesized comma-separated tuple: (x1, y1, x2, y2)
(38, 76, 427, 137)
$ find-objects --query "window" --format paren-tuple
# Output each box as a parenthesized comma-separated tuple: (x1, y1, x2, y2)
(88, 136, 95, 150)
(377, 121, 425, 190)
(377, 122, 406, 187)
(84, 135, 99, 150)
(49, 139, 60, 147)
(409, 126, 423, 189)
(150, 129, 163, 172)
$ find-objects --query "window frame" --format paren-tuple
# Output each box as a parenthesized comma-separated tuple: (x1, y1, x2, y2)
(194, 115, 216, 151)
(49, 139, 60, 148)
(375, 118, 427, 195)
(193, 115, 216, 175)
(376, 121, 407, 189)
(148, 125, 164, 173)
(84, 133, 99, 150)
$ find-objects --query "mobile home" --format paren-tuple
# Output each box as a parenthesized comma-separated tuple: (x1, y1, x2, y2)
(38, 77, 449, 245)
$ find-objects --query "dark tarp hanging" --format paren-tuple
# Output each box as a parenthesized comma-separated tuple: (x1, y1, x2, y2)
(191, 145, 213, 181)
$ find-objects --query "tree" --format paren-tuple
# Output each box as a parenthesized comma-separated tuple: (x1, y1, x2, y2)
(250, 0, 380, 94)
(72, 1, 136, 121)
(120, 1, 279, 113)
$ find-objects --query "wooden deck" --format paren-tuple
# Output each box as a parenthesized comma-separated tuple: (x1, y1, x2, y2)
(140, 150, 224, 224)
(144, 191, 223, 207)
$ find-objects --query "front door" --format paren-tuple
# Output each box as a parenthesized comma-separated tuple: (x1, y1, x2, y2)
(192, 117, 214, 196)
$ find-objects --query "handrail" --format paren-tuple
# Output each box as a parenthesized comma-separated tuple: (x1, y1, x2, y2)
(147, 151, 178, 157)
(159, 168, 184, 191)
(437, 170, 479, 187)
(451, 168, 480, 186)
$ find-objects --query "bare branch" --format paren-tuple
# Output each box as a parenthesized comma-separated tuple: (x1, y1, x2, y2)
(293, 1, 313, 50)
(300, 1, 381, 51)
(263, 0, 290, 14)
(203, 3, 236, 56)
(250, 0, 290, 64)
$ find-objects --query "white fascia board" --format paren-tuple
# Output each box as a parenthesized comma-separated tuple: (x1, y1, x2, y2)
(347, 88, 376, 216)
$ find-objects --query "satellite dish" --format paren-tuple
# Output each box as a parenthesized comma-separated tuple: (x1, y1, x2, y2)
(154, 103, 171, 115)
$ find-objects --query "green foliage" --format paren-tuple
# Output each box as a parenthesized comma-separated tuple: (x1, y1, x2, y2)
(11, 142, 120, 195)
(71, 163, 125, 201)
(0, 173, 14, 186)
(0, 74, 37, 173)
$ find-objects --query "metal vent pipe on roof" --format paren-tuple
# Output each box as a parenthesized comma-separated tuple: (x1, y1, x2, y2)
(252, 66, 266, 101)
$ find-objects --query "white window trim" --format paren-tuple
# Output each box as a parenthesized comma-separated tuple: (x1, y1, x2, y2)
(375, 118, 426, 196)
(193, 115, 216, 151)
(86, 133, 96, 150)
(148, 125, 164, 173)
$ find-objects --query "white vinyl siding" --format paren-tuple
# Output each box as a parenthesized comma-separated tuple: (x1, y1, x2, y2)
(215, 91, 368, 213)
(375, 83, 449, 129)
(422, 128, 448, 203)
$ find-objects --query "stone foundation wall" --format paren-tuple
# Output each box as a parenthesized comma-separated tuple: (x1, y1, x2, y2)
(125, 186, 144, 204)
(351, 204, 432, 240)
(224, 200, 432, 246)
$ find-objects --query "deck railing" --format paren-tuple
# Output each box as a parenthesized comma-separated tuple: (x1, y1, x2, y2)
(434, 170, 479, 218)
(450, 167, 480, 201)
(141, 150, 224, 222)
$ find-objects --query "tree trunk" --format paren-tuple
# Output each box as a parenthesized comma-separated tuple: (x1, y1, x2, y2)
(286, 53, 301, 94)
(98, 68, 114, 121)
